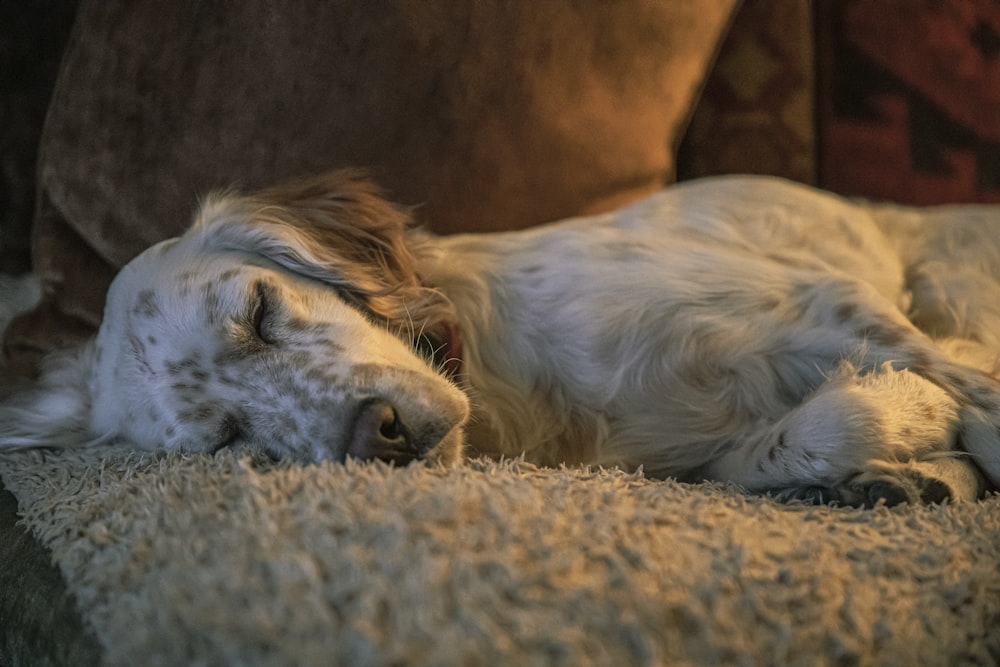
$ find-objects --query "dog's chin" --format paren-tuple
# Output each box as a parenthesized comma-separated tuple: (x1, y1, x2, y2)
(421, 426, 466, 467)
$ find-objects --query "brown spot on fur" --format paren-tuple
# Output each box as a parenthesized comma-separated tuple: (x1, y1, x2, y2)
(834, 302, 857, 323)
(875, 326, 909, 347)
(178, 405, 219, 422)
(190, 369, 211, 382)
(760, 296, 781, 311)
(907, 350, 933, 377)
(201, 283, 222, 323)
(942, 371, 969, 392)
(856, 324, 906, 347)
(305, 367, 338, 384)
(171, 382, 205, 399)
(178, 272, 200, 298)
(316, 338, 347, 352)
(965, 385, 1000, 411)
(286, 316, 311, 333)
(215, 413, 246, 446)
(166, 358, 201, 375)
(133, 289, 161, 318)
(286, 351, 312, 369)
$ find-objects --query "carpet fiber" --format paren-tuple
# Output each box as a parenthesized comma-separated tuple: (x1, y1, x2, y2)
(1, 447, 998, 666)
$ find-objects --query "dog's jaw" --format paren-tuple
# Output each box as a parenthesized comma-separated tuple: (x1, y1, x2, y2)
(423, 420, 466, 467)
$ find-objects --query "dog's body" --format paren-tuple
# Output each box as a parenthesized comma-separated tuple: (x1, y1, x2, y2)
(4, 172, 1000, 505)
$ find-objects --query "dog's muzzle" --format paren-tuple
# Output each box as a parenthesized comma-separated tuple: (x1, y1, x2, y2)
(346, 397, 460, 465)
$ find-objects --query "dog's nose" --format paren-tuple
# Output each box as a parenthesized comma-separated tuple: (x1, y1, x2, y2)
(346, 398, 419, 464)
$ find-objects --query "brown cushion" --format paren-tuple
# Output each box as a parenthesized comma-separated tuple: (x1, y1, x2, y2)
(7, 0, 737, 370)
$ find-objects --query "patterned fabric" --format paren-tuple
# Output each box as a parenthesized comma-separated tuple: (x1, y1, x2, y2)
(817, 0, 1000, 204)
(678, 0, 817, 185)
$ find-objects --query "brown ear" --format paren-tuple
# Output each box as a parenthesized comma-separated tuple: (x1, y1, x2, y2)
(253, 169, 417, 291)
(192, 169, 455, 335)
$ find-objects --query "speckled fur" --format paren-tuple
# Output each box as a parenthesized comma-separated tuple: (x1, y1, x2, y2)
(3, 172, 1000, 505)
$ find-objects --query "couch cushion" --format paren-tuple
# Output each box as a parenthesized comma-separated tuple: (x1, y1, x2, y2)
(6, 0, 737, 367)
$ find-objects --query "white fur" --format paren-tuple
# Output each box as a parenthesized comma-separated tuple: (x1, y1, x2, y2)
(4, 172, 1000, 505)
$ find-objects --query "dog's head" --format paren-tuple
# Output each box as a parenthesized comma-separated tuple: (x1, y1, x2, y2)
(5, 170, 468, 465)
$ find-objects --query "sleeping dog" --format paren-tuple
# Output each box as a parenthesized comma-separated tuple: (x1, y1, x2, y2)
(4, 170, 1000, 506)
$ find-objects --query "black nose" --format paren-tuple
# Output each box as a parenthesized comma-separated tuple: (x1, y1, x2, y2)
(346, 399, 416, 464)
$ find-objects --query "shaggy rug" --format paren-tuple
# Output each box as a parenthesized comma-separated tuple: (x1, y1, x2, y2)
(1, 447, 998, 666)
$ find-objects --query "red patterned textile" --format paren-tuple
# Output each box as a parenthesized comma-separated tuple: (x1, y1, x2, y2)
(817, 0, 1000, 204)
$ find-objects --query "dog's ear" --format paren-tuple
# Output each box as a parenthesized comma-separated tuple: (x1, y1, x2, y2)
(0, 344, 104, 450)
(191, 169, 455, 334)
(193, 169, 416, 296)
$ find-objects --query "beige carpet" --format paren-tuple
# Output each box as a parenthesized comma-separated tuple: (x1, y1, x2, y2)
(1, 447, 998, 666)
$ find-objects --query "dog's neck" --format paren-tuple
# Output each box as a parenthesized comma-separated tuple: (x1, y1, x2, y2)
(413, 230, 603, 464)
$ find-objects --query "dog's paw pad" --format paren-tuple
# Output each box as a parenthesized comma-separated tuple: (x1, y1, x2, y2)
(860, 471, 954, 507)
(864, 480, 912, 507)
(918, 477, 953, 504)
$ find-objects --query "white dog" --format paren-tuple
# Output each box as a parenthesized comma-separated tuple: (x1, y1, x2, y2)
(4, 170, 1000, 506)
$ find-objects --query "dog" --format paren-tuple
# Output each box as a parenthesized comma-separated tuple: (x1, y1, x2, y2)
(3, 170, 1000, 506)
